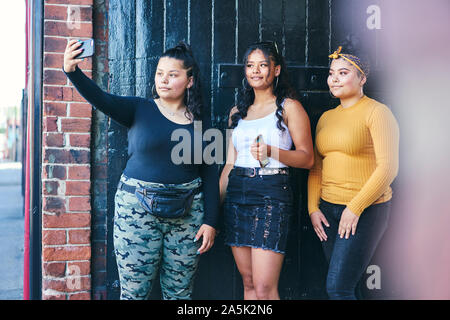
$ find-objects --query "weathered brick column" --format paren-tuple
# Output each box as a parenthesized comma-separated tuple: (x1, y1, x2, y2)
(42, 0, 94, 300)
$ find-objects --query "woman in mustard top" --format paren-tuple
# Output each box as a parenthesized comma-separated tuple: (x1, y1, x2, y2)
(307, 45, 399, 299)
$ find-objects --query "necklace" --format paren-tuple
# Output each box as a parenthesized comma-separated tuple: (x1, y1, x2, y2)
(157, 99, 186, 117)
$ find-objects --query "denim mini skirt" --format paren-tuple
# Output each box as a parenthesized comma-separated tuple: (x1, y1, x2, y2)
(223, 167, 294, 254)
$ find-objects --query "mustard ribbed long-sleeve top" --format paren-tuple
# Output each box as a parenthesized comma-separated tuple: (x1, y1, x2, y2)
(307, 95, 399, 216)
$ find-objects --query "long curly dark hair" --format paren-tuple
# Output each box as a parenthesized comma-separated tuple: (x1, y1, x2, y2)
(230, 41, 297, 131)
(152, 41, 203, 121)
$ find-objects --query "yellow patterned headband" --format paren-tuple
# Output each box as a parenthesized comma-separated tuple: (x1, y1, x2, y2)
(329, 46, 369, 77)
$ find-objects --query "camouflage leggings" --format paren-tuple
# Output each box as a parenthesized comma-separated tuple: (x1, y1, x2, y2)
(113, 174, 204, 300)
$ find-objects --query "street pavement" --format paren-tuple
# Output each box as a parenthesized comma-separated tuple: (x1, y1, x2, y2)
(0, 162, 24, 300)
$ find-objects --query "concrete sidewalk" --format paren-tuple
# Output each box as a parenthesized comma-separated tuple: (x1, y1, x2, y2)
(0, 162, 24, 300)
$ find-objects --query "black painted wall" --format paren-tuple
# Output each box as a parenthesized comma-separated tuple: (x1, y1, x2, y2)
(104, 0, 389, 300)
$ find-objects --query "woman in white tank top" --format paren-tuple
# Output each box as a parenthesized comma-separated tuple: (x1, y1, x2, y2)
(219, 41, 314, 300)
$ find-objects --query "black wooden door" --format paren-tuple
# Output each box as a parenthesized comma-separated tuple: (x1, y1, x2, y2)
(105, 0, 389, 300)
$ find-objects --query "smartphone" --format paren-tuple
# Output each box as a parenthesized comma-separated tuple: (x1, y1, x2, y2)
(75, 39, 95, 59)
(254, 134, 264, 167)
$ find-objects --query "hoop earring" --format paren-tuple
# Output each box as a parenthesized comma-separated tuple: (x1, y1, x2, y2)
(151, 84, 158, 99)
(186, 88, 191, 106)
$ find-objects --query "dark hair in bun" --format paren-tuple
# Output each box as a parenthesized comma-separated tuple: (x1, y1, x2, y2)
(154, 41, 203, 121)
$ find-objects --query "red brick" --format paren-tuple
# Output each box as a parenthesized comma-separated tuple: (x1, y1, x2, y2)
(69, 277, 91, 292)
(44, 69, 67, 85)
(70, 6, 93, 22)
(43, 230, 66, 245)
(68, 165, 90, 180)
(44, 20, 92, 38)
(61, 118, 91, 132)
(44, 180, 60, 195)
(43, 116, 58, 132)
(68, 261, 90, 276)
(45, 133, 64, 147)
(44, 148, 90, 164)
(44, 165, 67, 179)
(44, 102, 67, 116)
(43, 262, 66, 278)
(69, 86, 89, 102)
(43, 279, 66, 291)
(43, 246, 91, 262)
(68, 229, 90, 244)
(44, 53, 65, 69)
(43, 197, 66, 214)
(43, 293, 67, 300)
(43, 85, 63, 101)
(69, 103, 92, 117)
(43, 277, 91, 293)
(62, 86, 88, 102)
(44, 36, 68, 53)
(44, 4, 67, 20)
(69, 134, 90, 147)
(45, 0, 93, 5)
(68, 197, 91, 212)
(43, 213, 91, 228)
(66, 181, 90, 196)
(42, 0, 94, 297)
(44, 149, 68, 164)
(61, 87, 74, 101)
(69, 292, 91, 300)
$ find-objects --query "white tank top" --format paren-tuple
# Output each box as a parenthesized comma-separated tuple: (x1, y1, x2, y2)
(232, 102, 293, 168)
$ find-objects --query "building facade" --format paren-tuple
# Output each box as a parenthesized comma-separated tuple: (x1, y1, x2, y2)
(24, 0, 390, 300)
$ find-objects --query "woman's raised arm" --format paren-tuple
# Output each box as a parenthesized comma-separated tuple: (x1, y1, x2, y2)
(63, 39, 139, 128)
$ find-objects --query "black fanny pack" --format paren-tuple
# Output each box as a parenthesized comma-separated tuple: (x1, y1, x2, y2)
(118, 181, 201, 219)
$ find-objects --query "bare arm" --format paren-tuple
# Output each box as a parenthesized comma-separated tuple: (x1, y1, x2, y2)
(269, 99, 314, 169)
(219, 107, 238, 203)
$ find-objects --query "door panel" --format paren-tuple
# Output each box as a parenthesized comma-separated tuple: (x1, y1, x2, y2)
(106, 0, 388, 300)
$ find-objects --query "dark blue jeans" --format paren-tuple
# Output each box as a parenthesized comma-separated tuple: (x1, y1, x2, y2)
(319, 199, 391, 300)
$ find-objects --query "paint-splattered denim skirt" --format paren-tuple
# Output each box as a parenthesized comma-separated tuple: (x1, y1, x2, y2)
(223, 167, 294, 254)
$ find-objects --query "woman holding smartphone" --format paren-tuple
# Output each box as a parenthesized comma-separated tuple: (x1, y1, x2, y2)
(219, 41, 314, 300)
(63, 40, 219, 300)
(308, 43, 399, 299)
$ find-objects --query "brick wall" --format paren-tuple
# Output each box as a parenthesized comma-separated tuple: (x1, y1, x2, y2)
(42, 0, 94, 300)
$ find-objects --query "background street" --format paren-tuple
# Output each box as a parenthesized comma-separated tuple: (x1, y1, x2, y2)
(0, 162, 24, 300)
